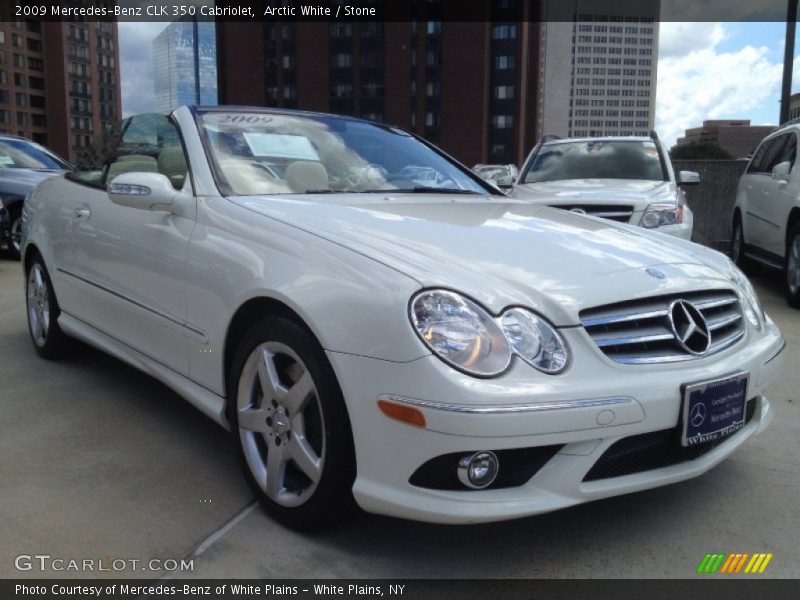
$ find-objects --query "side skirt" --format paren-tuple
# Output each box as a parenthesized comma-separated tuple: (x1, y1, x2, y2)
(59, 312, 230, 431)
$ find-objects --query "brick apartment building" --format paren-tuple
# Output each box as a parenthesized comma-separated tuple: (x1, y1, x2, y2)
(0, 14, 121, 162)
(216, 2, 542, 167)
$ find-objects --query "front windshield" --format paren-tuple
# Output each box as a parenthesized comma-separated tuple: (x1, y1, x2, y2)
(196, 111, 491, 196)
(522, 140, 666, 184)
(0, 139, 70, 170)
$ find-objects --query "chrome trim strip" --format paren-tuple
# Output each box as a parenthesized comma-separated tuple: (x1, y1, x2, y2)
(378, 394, 633, 414)
(581, 308, 669, 327)
(695, 297, 738, 310)
(764, 339, 786, 366)
(707, 313, 742, 331)
(595, 332, 674, 347)
(592, 211, 634, 218)
(612, 353, 696, 365)
(57, 268, 208, 342)
(708, 329, 745, 353)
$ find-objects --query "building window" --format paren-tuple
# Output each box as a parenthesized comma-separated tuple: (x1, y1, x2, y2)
(492, 25, 517, 39)
(494, 85, 514, 100)
(332, 53, 353, 68)
(491, 115, 513, 129)
(495, 55, 516, 70)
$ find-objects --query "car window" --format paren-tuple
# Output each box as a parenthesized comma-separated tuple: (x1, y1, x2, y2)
(0, 138, 70, 170)
(749, 135, 788, 175)
(521, 140, 666, 183)
(70, 114, 188, 190)
(196, 111, 491, 196)
(778, 133, 797, 168)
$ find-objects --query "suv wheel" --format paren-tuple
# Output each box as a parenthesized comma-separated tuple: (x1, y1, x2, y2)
(786, 223, 800, 308)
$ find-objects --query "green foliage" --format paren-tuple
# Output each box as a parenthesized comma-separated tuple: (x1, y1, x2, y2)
(669, 141, 732, 160)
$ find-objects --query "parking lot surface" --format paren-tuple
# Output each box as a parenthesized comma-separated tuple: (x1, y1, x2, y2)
(1, 256, 797, 579)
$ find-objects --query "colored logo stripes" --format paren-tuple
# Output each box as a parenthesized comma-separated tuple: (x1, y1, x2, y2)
(696, 552, 773, 574)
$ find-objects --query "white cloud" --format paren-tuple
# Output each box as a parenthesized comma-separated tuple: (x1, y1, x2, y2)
(118, 22, 169, 117)
(656, 22, 782, 151)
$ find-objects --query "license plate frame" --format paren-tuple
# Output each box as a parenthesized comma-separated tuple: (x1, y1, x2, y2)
(680, 372, 749, 447)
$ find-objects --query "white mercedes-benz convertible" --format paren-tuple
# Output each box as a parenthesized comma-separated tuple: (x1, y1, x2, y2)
(22, 107, 785, 530)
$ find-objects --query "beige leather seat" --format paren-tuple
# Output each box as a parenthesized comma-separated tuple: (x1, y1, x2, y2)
(106, 156, 158, 183)
(285, 161, 329, 193)
(116, 154, 154, 162)
(157, 147, 188, 190)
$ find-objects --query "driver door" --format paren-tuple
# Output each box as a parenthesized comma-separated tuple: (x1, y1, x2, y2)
(66, 114, 196, 375)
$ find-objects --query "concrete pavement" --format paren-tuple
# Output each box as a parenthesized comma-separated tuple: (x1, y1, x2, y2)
(0, 255, 797, 579)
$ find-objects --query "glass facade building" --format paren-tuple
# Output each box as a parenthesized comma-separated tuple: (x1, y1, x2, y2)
(153, 20, 217, 114)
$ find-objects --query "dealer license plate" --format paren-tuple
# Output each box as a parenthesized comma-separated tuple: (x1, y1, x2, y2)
(681, 372, 749, 447)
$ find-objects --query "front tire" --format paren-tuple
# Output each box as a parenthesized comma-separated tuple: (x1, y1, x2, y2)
(731, 215, 758, 274)
(228, 316, 356, 531)
(26, 256, 70, 358)
(785, 223, 800, 308)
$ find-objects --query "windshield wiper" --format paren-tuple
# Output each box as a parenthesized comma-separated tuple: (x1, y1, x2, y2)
(358, 187, 481, 195)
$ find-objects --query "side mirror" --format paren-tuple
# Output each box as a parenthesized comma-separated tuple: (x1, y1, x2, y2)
(678, 170, 700, 185)
(771, 161, 791, 182)
(108, 172, 181, 211)
(495, 175, 515, 189)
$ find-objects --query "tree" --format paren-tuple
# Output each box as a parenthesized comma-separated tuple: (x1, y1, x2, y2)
(669, 141, 733, 160)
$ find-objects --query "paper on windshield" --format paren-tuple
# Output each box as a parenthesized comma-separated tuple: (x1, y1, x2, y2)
(243, 133, 320, 161)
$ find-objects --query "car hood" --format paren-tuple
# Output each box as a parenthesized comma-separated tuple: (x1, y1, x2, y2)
(0, 168, 64, 190)
(231, 194, 735, 326)
(511, 179, 677, 210)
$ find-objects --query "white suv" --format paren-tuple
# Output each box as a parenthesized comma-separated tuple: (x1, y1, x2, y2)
(511, 135, 697, 239)
(732, 124, 800, 307)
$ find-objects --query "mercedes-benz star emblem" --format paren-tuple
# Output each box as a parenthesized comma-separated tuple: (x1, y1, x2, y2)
(668, 299, 712, 355)
(690, 403, 707, 427)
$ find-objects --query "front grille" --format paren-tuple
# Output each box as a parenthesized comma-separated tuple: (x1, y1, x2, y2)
(409, 445, 564, 491)
(550, 204, 634, 223)
(583, 398, 756, 482)
(580, 290, 745, 365)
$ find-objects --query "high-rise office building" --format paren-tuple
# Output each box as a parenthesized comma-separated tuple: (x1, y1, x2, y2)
(537, 0, 660, 139)
(0, 15, 121, 161)
(676, 120, 775, 158)
(216, 1, 542, 167)
(153, 19, 217, 114)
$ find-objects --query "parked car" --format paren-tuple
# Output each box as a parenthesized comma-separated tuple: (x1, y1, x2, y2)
(731, 122, 800, 307)
(23, 107, 784, 530)
(472, 163, 519, 188)
(511, 134, 698, 239)
(0, 135, 71, 259)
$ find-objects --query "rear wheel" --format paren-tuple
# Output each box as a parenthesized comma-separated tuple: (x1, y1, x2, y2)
(26, 256, 70, 358)
(229, 316, 356, 531)
(785, 224, 800, 308)
(8, 213, 22, 260)
(731, 215, 758, 274)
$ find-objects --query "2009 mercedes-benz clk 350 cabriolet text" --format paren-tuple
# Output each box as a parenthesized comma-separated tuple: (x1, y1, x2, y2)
(22, 107, 785, 530)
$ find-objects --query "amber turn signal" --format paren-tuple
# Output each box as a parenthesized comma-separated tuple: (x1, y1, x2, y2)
(377, 400, 426, 428)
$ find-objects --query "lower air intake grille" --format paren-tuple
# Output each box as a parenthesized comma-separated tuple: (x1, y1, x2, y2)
(583, 398, 756, 482)
(409, 445, 564, 491)
(580, 289, 745, 364)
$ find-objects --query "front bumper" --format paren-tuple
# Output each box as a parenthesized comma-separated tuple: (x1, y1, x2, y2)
(328, 316, 784, 524)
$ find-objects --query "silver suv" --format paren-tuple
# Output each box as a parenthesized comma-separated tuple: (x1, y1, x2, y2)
(732, 123, 800, 307)
(512, 134, 698, 239)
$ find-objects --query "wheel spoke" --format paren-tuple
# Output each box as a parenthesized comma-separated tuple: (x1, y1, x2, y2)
(33, 266, 44, 290)
(283, 370, 314, 417)
(33, 310, 44, 340)
(792, 239, 800, 260)
(265, 443, 287, 501)
(257, 348, 287, 402)
(288, 434, 322, 483)
(238, 406, 268, 432)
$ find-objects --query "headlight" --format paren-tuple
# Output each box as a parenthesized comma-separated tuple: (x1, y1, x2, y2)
(409, 290, 569, 377)
(732, 267, 765, 331)
(641, 202, 683, 228)
(501, 308, 568, 373)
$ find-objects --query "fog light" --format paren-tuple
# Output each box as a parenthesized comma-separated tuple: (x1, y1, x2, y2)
(457, 451, 499, 489)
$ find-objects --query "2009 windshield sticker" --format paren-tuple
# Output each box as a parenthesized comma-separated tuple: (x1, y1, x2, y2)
(202, 113, 279, 127)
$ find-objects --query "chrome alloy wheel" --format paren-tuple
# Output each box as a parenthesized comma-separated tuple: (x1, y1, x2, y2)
(27, 263, 50, 347)
(789, 234, 800, 296)
(237, 342, 325, 508)
(10, 217, 21, 254)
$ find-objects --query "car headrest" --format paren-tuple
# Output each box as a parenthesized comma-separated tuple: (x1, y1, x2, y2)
(285, 161, 329, 193)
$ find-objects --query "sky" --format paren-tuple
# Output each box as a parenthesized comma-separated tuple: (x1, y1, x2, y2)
(118, 20, 799, 150)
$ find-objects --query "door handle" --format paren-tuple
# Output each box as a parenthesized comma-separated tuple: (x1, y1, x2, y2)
(74, 206, 91, 219)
